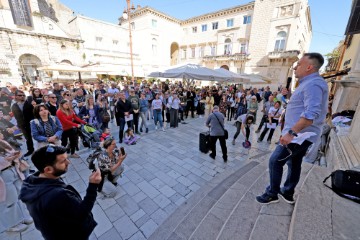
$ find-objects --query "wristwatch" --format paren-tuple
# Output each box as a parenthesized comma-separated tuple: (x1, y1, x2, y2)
(288, 129, 298, 137)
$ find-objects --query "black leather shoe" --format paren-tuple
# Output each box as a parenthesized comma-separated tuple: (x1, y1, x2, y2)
(209, 154, 215, 160)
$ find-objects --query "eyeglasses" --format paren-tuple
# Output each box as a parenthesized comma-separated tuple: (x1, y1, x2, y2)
(278, 145, 293, 162)
(50, 97, 57, 99)
(65, 94, 70, 96)
(17, 95, 25, 97)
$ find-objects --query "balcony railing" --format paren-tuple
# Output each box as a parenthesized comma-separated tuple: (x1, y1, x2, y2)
(268, 50, 300, 59)
(202, 53, 249, 61)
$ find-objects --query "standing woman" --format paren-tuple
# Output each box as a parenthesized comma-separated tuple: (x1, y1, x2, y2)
(152, 93, 165, 131)
(226, 93, 236, 121)
(30, 104, 63, 149)
(56, 100, 86, 158)
(205, 91, 214, 116)
(139, 92, 149, 133)
(235, 93, 248, 118)
(247, 96, 258, 122)
(79, 95, 100, 129)
(29, 88, 44, 105)
(218, 94, 228, 117)
(257, 101, 282, 144)
(96, 93, 109, 130)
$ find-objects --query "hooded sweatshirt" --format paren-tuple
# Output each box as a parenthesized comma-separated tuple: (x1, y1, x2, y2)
(19, 172, 97, 240)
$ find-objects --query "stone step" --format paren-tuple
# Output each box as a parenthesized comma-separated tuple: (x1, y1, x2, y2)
(338, 134, 360, 170)
(148, 160, 265, 240)
(248, 162, 314, 240)
(288, 165, 333, 240)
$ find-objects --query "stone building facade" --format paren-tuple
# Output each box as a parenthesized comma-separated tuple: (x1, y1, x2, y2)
(0, 0, 312, 87)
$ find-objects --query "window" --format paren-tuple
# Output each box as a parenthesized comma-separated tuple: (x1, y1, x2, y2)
(192, 26, 197, 33)
(182, 49, 187, 59)
(202, 24, 207, 32)
(130, 22, 135, 30)
(280, 5, 294, 17)
(191, 47, 196, 58)
(243, 15, 251, 24)
(212, 22, 218, 30)
(152, 19, 157, 28)
(240, 43, 247, 54)
(237, 68, 242, 74)
(152, 38, 157, 56)
(274, 31, 287, 51)
(8, 0, 33, 27)
(96, 37, 102, 42)
(224, 38, 232, 55)
(211, 46, 216, 56)
(199, 46, 205, 57)
(227, 19, 234, 28)
(113, 40, 118, 45)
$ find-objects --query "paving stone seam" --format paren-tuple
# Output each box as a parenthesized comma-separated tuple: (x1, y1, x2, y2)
(215, 167, 269, 240)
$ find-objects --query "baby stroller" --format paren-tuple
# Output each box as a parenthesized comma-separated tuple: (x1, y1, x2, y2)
(79, 124, 101, 149)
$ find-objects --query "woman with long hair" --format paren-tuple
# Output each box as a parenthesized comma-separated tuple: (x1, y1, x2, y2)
(232, 114, 254, 145)
(79, 95, 100, 128)
(219, 94, 228, 117)
(30, 104, 63, 149)
(29, 88, 43, 106)
(56, 100, 86, 158)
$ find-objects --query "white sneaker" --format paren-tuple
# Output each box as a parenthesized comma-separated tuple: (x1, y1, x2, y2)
(162, 127, 166, 132)
(155, 126, 158, 130)
(7, 223, 28, 232)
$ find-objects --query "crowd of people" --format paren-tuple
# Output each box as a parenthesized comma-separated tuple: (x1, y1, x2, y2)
(0, 52, 330, 239)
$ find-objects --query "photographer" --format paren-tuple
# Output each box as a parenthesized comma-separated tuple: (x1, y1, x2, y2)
(28, 88, 44, 106)
(96, 138, 126, 198)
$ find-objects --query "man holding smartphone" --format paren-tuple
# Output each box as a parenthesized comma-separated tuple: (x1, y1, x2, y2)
(19, 145, 102, 240)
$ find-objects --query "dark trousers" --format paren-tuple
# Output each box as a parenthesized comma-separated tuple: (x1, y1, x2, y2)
(233, 122, 250, 140)
(170, 108, 179, 128)
(227, 107, 235, 121)
(133, 112, 140, 133)
(257, 115, 268, 131)
(209, 135, 227, 160)
(118, 118, 132, 142)
(266, 140, 312, 197)
(61, 128, 78, 154)
(259, 119, 279, 142)
(185, 101, 195, 118)
(20, 125, 34, 152)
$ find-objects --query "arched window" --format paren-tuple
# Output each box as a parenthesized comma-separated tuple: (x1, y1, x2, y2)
(152, 38, 157, 56)
(224, 38, 232, 55)
(274, 31, 287, 52)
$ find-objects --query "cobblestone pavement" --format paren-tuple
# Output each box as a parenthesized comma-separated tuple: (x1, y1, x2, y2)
(2, 112, 280, 240)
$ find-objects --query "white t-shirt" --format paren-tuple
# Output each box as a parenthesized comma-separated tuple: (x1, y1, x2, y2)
(235, 114, 247, 123)
(268, 107, 282, 120)
(107, 87, 119, 102)
(152, 99, 163, 110)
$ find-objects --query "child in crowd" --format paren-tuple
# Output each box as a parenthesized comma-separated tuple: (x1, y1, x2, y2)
(124, 128, 139, 145)
(100, 128, 111, 142)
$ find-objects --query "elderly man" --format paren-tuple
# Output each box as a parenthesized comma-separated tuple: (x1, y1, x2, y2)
(256, 53, 328, 204)
(206, 105, 228, 162)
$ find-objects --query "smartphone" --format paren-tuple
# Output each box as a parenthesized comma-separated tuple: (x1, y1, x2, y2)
(92, 159, 98, 172)
(120, 147, 125, 155)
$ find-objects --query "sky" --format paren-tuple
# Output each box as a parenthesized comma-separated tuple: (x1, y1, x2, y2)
(60, 0, 352, 58)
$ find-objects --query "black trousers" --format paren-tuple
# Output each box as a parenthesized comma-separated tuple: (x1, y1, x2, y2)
(185, 101, 195, 118)
(257, 114, 268, 131)
(20, 125, 34, 152)
(61, 128, 78, 154)
(209, 135, 227, 160)
(133, 112, 140, 133)
(233, 122, 250, 141)
(259, 119, 279, 141)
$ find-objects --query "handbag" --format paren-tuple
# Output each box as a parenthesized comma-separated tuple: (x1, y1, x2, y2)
(323, 169, 360, 203)
(101, 110, 111, 123)
(213, 113, 228, 139)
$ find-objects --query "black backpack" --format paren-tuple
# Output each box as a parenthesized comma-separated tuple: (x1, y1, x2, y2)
(323, 169, 360, 203)
(86, 147, 102, 171)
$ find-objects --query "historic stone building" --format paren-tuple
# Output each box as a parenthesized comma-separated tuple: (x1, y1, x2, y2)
(0, 0, 312, 87)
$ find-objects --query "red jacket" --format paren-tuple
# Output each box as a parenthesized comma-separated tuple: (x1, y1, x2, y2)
(56, 110, 86, 131)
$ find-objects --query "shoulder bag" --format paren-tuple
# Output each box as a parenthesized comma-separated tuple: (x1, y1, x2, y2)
(213, 113, 228, 139)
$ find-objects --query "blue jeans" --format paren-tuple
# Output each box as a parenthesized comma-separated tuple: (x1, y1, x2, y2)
(153, 110, 163, 128)
(265, 140, 312, 197)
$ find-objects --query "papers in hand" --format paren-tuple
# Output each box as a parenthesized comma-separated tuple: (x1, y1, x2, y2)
(291, 132, 316, 145)
(267, 123, 277, 129)
(125, 114, 133, 122)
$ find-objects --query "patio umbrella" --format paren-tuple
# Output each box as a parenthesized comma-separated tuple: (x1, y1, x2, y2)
(37, 63, 91, 83)
(148, 63, 228, 81)
(214, 68, 248, 83)
(243, 74, 272, 84)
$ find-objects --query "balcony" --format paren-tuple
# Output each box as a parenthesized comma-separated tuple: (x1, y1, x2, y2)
(268, 50, 300, 59)
(202, 53, 249, 62)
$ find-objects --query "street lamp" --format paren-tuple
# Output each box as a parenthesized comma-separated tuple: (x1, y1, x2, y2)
(123, 1, 136, 83)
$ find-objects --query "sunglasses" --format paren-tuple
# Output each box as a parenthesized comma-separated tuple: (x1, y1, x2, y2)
(46, 144, 56, 153)
(64, 94, 70, 96)
(277, 145, 293, 162)
(50, 97, 57, 99)
(17, 95, 25, 97)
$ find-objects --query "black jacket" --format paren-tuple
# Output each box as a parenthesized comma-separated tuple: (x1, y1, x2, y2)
(19, 173, 98, 240)
(115, 99, 133, 119)
(11, 100, 34, 129)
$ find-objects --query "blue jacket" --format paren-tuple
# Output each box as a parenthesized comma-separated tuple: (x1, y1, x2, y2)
(139, 99, 148, 113)
(78, 105, 103, 125)
(30, 116, 63, 143)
